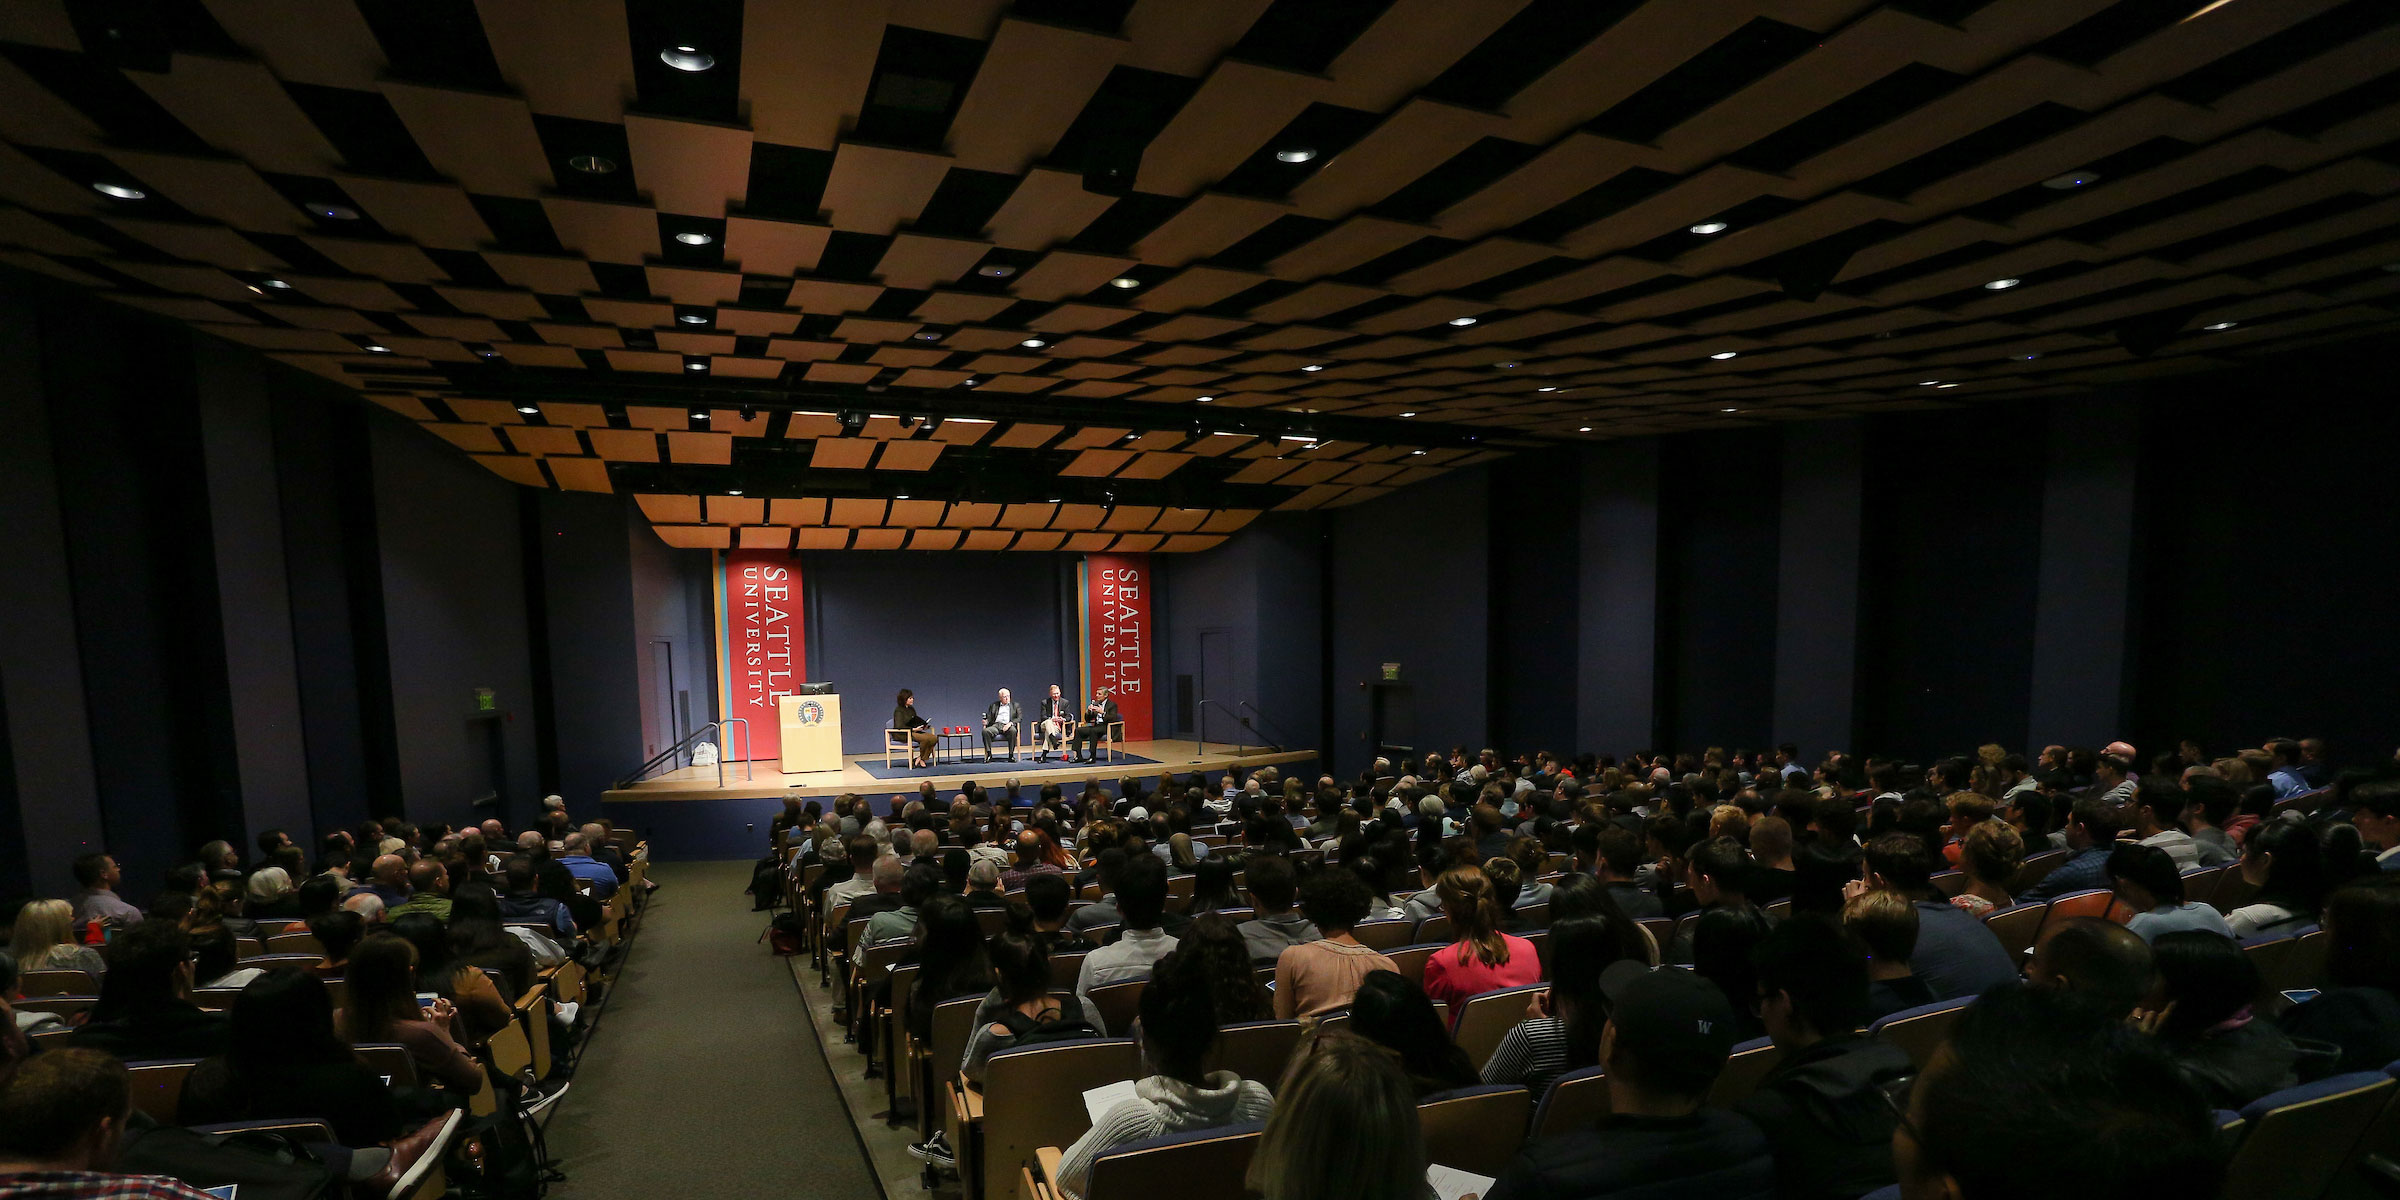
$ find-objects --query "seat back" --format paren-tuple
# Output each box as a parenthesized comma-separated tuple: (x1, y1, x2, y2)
(928, 996, 985, 1090)
(124, 1059, 201, 1122)
(1705, 1037, 1784, 1108)
(1515, 903, 1550, 929)
(2328, 1066, 2400, 1200)
(1450, 984, 1548, 1071)
(2222, 1072, 2396, 1200)
(1202, 1020, 1305, 1092)
(1417, 1085, 1532, 1178)
(514, 988, 553, 1080)
(19, 969, 95, 997)
(1385, 944, 1443, 987)
(1981, 901, 2047, 962)
(1084, 1123, 1265, 1200)
(1635, 917, 1675, 955)
(1415, 914, 1455, 944)
(2181, 865, 2229, 908)
(1087, 978, 1149, 1038)
(264, 930, 325, 957)
(980, 1038, 1142, 1200)
(11, 994, 98, 1019)
(1929, 871, 1968, 897)
(355, 1042, 420, 1087)
(1081, 923, 1121, 947)
(2273, 929, 2331, 995)
(1868, 997, 1975, 1071)
(1531, 1067, 1609, 1142)
(2243, 935, 2301, 990)
(2012, 849, 2069, 893)
(1353, 919, 1415, 951)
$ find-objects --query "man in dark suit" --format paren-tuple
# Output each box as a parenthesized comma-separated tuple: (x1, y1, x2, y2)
(1073, 689, 1121, 763)
(982, 688, 1020, 762)
(1033, 684, 1072, 762)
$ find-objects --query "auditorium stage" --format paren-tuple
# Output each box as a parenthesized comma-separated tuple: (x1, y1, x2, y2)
(599, 739, 1318, 860)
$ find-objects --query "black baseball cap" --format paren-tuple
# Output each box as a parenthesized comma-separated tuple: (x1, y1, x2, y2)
(1599, 961, 1740, 1065)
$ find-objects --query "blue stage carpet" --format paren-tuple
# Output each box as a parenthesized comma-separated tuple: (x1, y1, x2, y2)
(850, 753, 1164, 781)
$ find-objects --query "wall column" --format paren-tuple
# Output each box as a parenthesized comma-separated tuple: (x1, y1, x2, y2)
(2027, 397, 2142, 748)
(1578, 440, 1660, 752)
(1772, 420, 1864, 758)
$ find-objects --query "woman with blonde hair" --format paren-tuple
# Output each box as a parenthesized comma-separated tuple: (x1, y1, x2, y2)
(9, 899, 106, 976)
(1709, 804, 1751, 843)
(1419, 865, 1540, 1008)
(1951, 821, 2022, 916)
(1246, 1029, 1427, 1200)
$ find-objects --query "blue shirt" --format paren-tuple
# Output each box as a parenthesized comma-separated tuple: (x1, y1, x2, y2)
(2019, 846, 2110, 903)
(2268, 768, 2311, 799)
(557, 854, 619, 899)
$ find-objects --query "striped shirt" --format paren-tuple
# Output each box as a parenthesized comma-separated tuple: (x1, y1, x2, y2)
(1481, 1015, 1572, 1093)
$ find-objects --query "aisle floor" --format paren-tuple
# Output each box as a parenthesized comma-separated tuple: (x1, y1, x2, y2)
(542, 860, 883, 1200)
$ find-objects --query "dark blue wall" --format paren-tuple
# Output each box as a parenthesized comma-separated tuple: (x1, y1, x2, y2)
(1656, 428, 1782, 751)
(804, 552, 1074, 755)
(1491, 449, 1583, 755)
(1329, 469, 1490, 776)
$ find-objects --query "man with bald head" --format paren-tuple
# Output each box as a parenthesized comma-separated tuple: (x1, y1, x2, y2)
(557, 832, 619, 899)
(366, 854, 410, 907)
(390, 860, 454, 921)
(2026, 917, 2154, 1017)
(480, 818, 506, 839)
(516, 830, 548, 860)
(983, 687, 1020, 761)
(1000, 830, 1062, 891)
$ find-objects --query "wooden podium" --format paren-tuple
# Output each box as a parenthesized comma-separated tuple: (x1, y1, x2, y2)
(778, 693, 845, 774)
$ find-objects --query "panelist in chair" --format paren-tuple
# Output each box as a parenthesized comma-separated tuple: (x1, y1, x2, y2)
(893, 688, 937, 769)
(1072, 688, 1121, 763)
(1034, 683, 1072, 762)
(982, 688, 1020, 762)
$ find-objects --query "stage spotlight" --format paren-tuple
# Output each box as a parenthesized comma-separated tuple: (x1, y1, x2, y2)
(838, 410, 866, 433)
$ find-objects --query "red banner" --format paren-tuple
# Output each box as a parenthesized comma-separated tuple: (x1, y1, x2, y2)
(715, 549, 804, 761)
(1081, 554, 1153, 741)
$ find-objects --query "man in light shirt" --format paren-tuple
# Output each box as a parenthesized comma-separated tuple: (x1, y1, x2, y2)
(1074, 853, 1177, 1032)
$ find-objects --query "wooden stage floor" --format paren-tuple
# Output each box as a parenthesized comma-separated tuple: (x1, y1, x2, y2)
(600, 739, 1318, 804)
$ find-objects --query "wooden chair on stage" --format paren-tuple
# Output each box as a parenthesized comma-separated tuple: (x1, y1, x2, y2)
(885, 727, 916, 769)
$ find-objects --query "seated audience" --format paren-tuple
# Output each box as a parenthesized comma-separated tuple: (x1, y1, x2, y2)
(1054, 953, 1274, 1200)
(2280, 873, 2400, 1073)
(1073, 853, 1177, 1028)
(2139, 930, 2299, 1107)
(2107, 843, 2233, 942)
(388, 861, 453, 922)
(179, 968, 403, 1147)
(959, 933, 1095, 1085)
(1480, 917, 1620, 1092)
(1736, 917, 1912, 1200)
(66, 922, 229, 1061)
(308, 909, 367, 978)
(1544, 873, 1657, 965)
(1843, 888, 1935, 1021)
(9, 900, 106, 978)
(2129, 783, 2203, 870)
(963, 858, 1008, 909)
(555, 833, 618, 899)
(1171, 914, 1271, 1024)
(0, 1048, 224, 1200)
(1246, 1029, 1427, 1200)
(1689, 905, 1776, 1042)
(2225, 819, 2330, 939)
(1487, 964, 1775, 1200)
(1017, 874, 1073, 950)
(1419, 866, 1540, 1008)
(865, 862, 940, 946)
(1274, 866, 1396, 1019)
(1236, 854, 1320, 965)
(1348, 970, 1479, 1098)
(1859, 833, 2016, 1000)
(245, 865, 300, 918)
(337, 934, 485, 1096)
(2025, 917, 2154, 1017)
(1891, 984, 2222, 1199)
(385, 914, 510, 1044)
(67, 854, 142, 932)
(496, 857, 577, 938)
(2016, 798, 2118, 903)
(1948, 821, 2019, 917)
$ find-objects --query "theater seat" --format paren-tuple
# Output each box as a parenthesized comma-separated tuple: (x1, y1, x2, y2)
(1385, 943, 1443, 986)
(978, 1038, 1142, 1200)
(1418, 1084, 1532, 1179)
(1868, 997, 1976, 1072)
(18, 969, 95, 997)
(2039, 888, 2121, 927)
(1981, 901, 2047, 962)
(2221, 1072, 2396, 1200)
(1353, 919, 1416, 951)
(1449, 984, 1549, 1072)
(2325, 1059, 2400, 1200)
(1068, 1121, 1266, 1200)
(1531, 1067, 1609, 1142)
(1201, 1020, 1305, 1092)
(1705, 1037, 1785, 1108)
(123, 1059, 202, 1122)
(1086, 978, 1148, 1037)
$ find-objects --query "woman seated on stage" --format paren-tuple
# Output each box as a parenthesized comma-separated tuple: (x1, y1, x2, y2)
(893, 688, 937, 768)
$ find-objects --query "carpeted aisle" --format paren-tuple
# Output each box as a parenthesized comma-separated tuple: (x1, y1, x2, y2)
(543, 860, 882, 1200)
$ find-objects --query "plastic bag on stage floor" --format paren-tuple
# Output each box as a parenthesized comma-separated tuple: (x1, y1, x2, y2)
(692, 740, 720, 767)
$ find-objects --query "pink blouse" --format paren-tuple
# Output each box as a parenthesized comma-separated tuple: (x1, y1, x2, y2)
(1420, 934, 1541, 1009)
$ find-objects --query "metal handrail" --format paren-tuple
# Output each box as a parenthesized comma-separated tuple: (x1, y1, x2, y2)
(1196, 698, 1247, 756)
(617, 717, 755, 788)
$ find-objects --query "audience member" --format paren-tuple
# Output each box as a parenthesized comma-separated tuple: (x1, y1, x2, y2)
(496, 857, 577, 938)
(1479, 917, 1620, 1092)
(1419, 866, 1540, 1008)
(1274, 866, 1396, 1019)
(1073, 853, 1176, 1029)
(1345, 971, 1478, 1098)
(1891, 984, 2221, 1200)
(1948, 821, 2019, 916)
(1858, 833, 2014, 999)
(2016, 798, 2118, 903)
(2107, 843, 2233, 942)
(1843, 889, 1934, 1021)
(2349, 776, 2400, 870)
(66, 922, 229, 1061)
(179, 968, 402, 1147)
(1236, 854, 1320, 965)
(2128, 784, 2203, 870)
(1591, 827, 1662, 917)
(0, 1049, 223, 1200)
(865, 862, 940, 945)
(337, 935, 484, 1096)
(1246, 1029, 1427, 1200)
(1486, 964, 1774, 1200)
(2280, 873, 2400, 1073)
(2225, 819, 2330, 938)
(9, 900, 106, 977)
(2138, 930, 2299, 1107)
(1171, 914, 1271, 1024)
(1688, 905, 1775, 1042)
(1736, 917, 1911, 1200)
(67, 854, 141, 932)
(2025, 917, 2154, 1017)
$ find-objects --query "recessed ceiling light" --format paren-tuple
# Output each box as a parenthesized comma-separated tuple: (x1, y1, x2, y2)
(260, 279, 291, 290)
(660, 45, 715, 71)
(1274, 147, 1317, 164)
(1709, 351, 1739, 360)
(690, 409, 709, 421)
(246, 284, 263, 295)
(1398, 411, 1416, 417)
(685, 361, 707, 372)
(361, 343, 389, 353)
(2204, 320, 2239, 331)
(2022, 352, 2043, 360)
(1689, 221, 1729, 236)
(476, 349, 501, 359)
(678, 313, 709, 324)
(1578, 426, 1593, 433)
(1300, 364, 1323, 372)
(727, 489, 743, 496)
(1020, 338, 1047, 348)
(1920, 380, 1941, 386)
(1537, 386, 1558, 392)
(515, 403, 540, 414)
(92, 182, 145, 200)
(567, 154, 617, 174)
(1448, 316, 1478, 327)
(961, 377, 980, 387)
(977, 264, 1016, 278)
(1722, 407, 1739, 413)
(674, 231, 714, 246)
(1984, 277, 2021, 290)
(1107, 276, 1140, 289)
(912, 330, 943, 341)
(1936, 382, 1960, 389)
(315, 205, 359, 220)
(1411, 449, 1426, 455)
(2043, 170, 2100, 189)
(1495, 361, 1519, 369)
(1196, 395, 1213, 403)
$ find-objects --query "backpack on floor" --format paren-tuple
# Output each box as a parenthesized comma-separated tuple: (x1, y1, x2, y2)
(114, 1113, 340, 1200)
(769, 911, 808, 955)
(748, 855, 783, 911)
